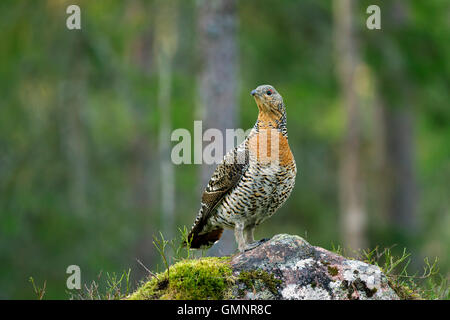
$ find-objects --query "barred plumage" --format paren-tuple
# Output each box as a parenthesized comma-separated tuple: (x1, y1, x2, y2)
(185, 85, 297, 252)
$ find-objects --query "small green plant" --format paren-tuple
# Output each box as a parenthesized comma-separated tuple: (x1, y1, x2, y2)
(69, 269, 131, 300)
(153, 232, 171, 279)
(173, 225, 193, 260)
(329, 243, 449, 300)
(29, 277, 46, 300)
(151, 227, 204, 282)
(359, 246, 447, 300)
(105, 269, 131, 299)
(330, 243, 343, 256)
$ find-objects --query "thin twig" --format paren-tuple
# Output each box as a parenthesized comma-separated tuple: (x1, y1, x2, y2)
(136, 258, 156, 278)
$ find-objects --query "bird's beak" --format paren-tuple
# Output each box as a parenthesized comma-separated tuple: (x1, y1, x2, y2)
(251, 89, 257, 96)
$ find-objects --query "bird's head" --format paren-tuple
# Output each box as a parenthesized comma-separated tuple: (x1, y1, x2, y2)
(251, 84, 285, 116)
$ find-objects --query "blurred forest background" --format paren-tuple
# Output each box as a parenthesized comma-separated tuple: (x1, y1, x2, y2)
(0, 0, 449, 299)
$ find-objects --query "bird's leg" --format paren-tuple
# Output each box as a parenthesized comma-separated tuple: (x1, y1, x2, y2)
(244, 225, 255, 244)
(236, 223, 269, 252)
(234, 222, 247, 252)
(242, 225, 268, 252)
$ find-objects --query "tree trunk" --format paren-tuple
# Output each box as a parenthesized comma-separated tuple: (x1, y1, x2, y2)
(333, 0, 368, 252)
(368, 0, 418, 234)
(384, 107, 417, 229)
(196, 0, 239, 256)
(155, 0, 178, 241)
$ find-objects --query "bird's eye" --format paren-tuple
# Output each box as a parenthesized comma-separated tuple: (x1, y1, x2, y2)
(266, 90, 272, 96)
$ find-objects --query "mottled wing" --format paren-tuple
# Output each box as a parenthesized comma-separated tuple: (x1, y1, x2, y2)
(186, 144, 249, 248)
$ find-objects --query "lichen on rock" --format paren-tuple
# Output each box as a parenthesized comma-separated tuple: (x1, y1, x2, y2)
(229, 234, 399, 300)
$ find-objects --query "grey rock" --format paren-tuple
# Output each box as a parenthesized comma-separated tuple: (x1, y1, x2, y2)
(228, 234, 399, 300)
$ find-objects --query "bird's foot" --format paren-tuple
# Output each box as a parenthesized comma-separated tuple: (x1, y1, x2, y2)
(241, 238, 271, 252)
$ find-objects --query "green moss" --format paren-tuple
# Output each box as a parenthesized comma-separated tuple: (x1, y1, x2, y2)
(128, 257, 285, 300)
(327, 266, 339, 277)
(128, 257, 233, 300)
(237, 269, 281, 296)
(388, 279, 422, 300)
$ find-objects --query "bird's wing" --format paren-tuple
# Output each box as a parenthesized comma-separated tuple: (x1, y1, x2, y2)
(186, 143, 249, 247)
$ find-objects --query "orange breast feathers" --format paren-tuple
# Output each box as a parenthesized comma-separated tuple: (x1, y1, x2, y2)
(248, 113, 293, 166)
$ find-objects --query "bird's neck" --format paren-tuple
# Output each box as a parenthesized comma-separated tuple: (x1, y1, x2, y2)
(248, 110, 293, 166)
(254, 110, 288, 137)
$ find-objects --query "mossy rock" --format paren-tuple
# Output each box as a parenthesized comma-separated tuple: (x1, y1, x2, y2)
(128, 235, 405, 300)
(127, 256, 282, 300)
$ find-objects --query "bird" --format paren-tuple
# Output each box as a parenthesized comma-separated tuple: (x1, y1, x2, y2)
(184, 84, 297, 252)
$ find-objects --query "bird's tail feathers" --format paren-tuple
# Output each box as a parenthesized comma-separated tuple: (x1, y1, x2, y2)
(183, 228, 224, 249)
